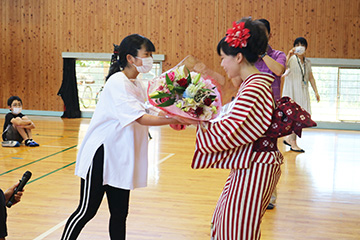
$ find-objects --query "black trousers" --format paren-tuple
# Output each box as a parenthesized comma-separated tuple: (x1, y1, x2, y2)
(61, 145, 130, 240)
(0, 189, 7, 238)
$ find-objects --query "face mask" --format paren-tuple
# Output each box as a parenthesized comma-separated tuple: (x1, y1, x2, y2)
(12, 107, 22, 115)
(294, 46, 306, 55)
(133, 57, 153, 73)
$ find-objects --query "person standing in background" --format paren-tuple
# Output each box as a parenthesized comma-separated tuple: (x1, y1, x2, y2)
(255, 18, 286, 210)
(282, 37, 320, 152)
(255, 19, 286, 101)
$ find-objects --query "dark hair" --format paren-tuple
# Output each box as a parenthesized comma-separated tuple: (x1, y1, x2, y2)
(293, 37, 308, 49)
(105, 34, 155, 81)
(7, 96, 22, 106)
(217, 18, 268, 64)
(258, 18, 270, 34)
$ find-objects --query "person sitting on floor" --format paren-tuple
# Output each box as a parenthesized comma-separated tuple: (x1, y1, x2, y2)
(2, 96, 39, 147)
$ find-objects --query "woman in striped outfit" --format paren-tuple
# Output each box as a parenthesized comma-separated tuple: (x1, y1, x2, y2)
(192, 18, 283, 240)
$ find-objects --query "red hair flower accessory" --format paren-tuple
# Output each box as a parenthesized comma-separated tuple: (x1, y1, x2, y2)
(225, 21, 251, 48)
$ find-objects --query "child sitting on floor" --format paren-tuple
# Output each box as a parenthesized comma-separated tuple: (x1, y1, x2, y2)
(2, 96, 39, 147)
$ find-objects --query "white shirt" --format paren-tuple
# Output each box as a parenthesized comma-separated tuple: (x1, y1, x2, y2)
(75, 72, 151, 190)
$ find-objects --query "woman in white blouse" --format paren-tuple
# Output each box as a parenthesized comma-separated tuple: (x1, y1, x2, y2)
(61, 34, 191, 240)
(282, 37, 320, 152)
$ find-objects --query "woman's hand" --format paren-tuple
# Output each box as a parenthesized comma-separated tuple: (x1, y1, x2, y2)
(169, 124, 187, 131)
(171, 115, 199, 126)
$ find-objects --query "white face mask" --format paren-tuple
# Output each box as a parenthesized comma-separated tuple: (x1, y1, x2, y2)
(133, 57, 153, 73)
(294, 46, 306, 55)
(12, 107, 22, 115)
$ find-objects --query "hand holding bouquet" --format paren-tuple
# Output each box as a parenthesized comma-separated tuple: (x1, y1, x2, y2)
(148, 64, 222, 121)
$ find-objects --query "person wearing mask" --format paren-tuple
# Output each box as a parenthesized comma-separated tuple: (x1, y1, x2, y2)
(61, 34, 191, 240)
(282, 37, 320, 152)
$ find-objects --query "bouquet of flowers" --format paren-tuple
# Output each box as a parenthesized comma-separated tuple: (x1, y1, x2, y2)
(147, 65, 222, 121)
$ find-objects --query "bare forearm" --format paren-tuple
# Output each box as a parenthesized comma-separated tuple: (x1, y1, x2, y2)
(309, 73, 318, 93)
(262, 55, 285, 76)
(136, 114, 179, 126)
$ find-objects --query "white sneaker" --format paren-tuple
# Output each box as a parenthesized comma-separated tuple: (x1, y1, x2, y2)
(2, 141, 20, 147)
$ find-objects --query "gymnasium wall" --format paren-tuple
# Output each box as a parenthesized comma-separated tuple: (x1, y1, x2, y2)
(1, 0, 359, 111)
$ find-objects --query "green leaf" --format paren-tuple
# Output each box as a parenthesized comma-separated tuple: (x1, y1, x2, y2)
(149, 92, 172, 99)
(165, 73, 173, 86)
(187, 71, 192, 85)
(209, 95, 217, 100)
(199, 88, 214, 92)
(174, 86, 186, 94)
(157, 98, 176, 107)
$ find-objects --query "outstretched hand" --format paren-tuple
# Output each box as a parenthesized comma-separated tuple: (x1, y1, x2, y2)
(171, 115, 199, 126)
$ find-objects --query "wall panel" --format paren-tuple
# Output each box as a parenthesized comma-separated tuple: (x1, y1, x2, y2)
(0, 0, 359, 111)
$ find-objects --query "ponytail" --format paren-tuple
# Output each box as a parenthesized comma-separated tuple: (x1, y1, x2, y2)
(105, 44, 121, 81)
(105, 34, 155, 81)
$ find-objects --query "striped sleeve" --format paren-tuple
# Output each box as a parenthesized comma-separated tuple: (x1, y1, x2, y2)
(191, 74, 274, 169)
(196, 80, 273, 154)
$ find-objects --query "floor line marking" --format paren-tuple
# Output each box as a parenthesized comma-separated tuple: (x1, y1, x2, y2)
(27, 161, 76, 185)
(158, 153, 175, 164)
(0, 145, 77, 176)
(33, 219, 67, 240)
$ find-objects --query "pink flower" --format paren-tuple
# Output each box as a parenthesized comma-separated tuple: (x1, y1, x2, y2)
(160, 97, 170, 103)
(168, 71, 175, 82)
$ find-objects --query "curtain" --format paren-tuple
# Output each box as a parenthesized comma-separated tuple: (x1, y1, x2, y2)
(57, 58, 81, 118)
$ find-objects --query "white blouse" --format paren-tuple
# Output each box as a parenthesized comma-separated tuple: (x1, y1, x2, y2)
(75, 72, 151, 190)
(282, 55, 312, 112)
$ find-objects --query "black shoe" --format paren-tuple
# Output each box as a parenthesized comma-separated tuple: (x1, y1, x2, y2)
(267, 203, 275, 210)
(25, 139, 40, 147)
(290, 147, 305, 153)
(283, 140, 291, 147)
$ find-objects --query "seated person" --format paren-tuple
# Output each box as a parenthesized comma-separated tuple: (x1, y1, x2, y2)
(2, 96, 39, 147)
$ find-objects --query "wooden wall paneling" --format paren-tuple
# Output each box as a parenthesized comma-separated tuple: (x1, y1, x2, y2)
(355, 17, 360, 59)
(0, 0, 360, 111)
(31, 1, 40, 109)
(158, 1, 166, 65)
(212, 0, 220, 75)
(197, 0, 205, 65)
(277, 0, 286, 53)
(102, 0, 108, 52)
(148, 0, 157, 53)
(130, 0, 137, 37)
(112, 0, 120, 45)
(1, 0, 9, 107)
(45, 0, 53, 111)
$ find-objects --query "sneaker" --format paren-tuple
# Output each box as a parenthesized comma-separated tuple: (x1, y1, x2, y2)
(266, 203, 275, 210)
(2, 141, 20, 147)
(25, 139, 40, 147)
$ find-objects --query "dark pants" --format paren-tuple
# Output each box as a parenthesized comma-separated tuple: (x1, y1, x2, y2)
(2, 125, 23, 142)
(61, 145, 130, 240)
(0, 189, 7, 238)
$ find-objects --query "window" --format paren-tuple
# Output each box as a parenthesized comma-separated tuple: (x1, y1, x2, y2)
(67, 53, 164, 111)
(311, 66, 360, 122)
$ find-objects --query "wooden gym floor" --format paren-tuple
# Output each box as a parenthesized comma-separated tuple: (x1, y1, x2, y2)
(1, 115, 359, 240)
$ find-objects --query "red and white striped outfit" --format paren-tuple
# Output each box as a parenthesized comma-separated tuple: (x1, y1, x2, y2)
(192, 73, 283, 240)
